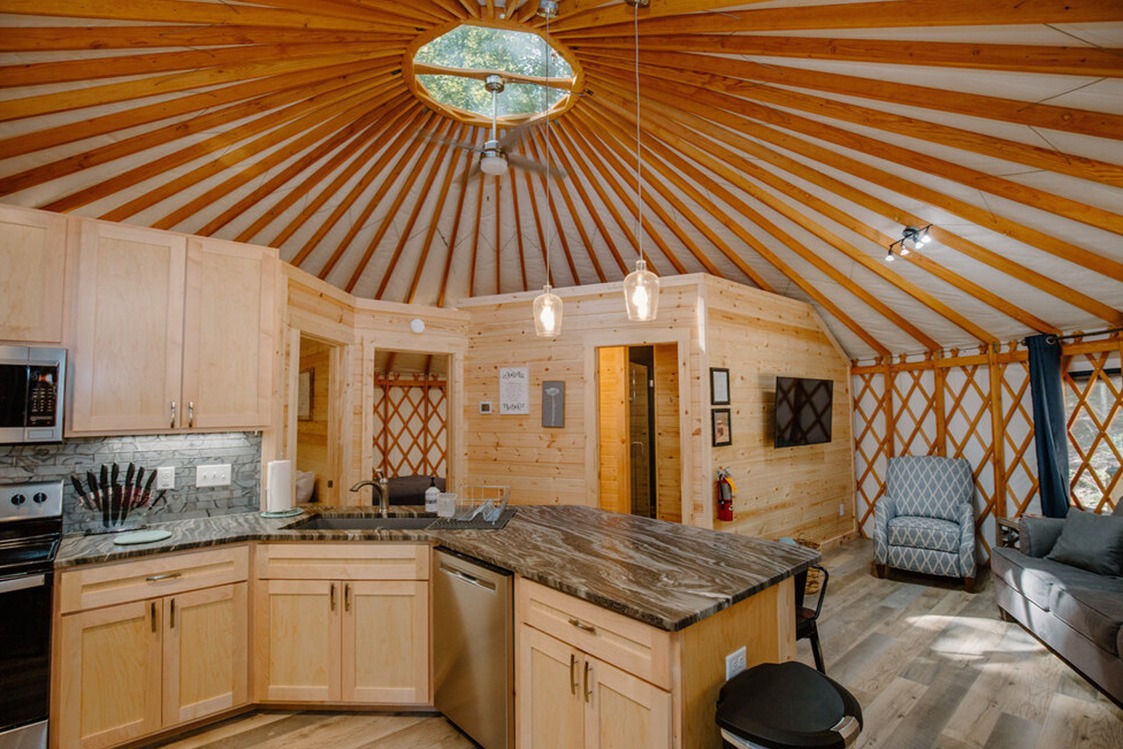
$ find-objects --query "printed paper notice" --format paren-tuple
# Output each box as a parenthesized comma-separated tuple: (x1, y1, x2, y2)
(499, 367, 529, 415)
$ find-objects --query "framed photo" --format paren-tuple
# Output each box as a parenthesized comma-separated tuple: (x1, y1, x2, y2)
(710, 367, 730, 405)
(297, 369, 313, 421)
(712, 408, 732, 446)
(542, 381, 565, 428)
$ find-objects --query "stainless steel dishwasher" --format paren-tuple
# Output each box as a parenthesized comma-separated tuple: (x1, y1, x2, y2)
(433, 547, 513, 749)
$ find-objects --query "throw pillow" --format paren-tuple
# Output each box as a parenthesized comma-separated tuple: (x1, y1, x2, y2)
(1046, 508, 1123, 576)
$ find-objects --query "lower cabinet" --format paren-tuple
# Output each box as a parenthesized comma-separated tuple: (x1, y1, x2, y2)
(56, 582, 248, 749)
(253, 543, 430, 705)
(519, 626, 671, 749)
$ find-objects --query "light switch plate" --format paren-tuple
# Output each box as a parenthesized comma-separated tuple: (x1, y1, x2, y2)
(156, 466, 175, 490)
(196, 464, 232, 488)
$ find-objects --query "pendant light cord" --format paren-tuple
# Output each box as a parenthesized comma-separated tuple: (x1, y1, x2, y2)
(544, 8, 552, 287)
(633, 2, 643, 264)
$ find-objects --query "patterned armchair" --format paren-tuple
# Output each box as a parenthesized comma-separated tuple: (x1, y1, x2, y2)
(874, 456, 977, 592)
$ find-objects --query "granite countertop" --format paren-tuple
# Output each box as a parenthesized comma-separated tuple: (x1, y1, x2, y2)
(55, 505, 819, 631)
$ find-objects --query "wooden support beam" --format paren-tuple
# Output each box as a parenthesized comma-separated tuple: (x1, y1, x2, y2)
(468, 174, 487, 296)
(510, 165, 530, 291)
(413, 62, 575, 90)
(408, 130, 470, 304)
(0, 25, 409, 52)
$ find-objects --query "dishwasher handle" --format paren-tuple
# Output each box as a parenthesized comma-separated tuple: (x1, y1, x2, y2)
(440, 563, 498, 592)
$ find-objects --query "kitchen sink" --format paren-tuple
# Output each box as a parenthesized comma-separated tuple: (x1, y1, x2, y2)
(285, 515, 437, 531)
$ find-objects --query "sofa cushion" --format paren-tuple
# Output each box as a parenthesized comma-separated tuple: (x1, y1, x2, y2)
(1046, 508, 1123, 577)
(1049, 581, 1123, 656)
(887, 516, 960, 553)
(1019, 516, 1065, 558)
(991, 547, 1111, 612)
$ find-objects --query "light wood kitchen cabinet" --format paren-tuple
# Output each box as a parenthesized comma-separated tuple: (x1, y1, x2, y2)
(55, 548, 250, 749)
(0, 204, 68, 343)
(253, 544, 430, 705)
(67, 220, 276, 434)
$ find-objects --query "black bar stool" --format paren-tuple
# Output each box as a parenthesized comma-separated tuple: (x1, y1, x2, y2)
(716, 661, 862, 749)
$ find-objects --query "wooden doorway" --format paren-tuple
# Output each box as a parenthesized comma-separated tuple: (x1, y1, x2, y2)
(295, 334, 344, 504)
(597, 344, 682, 522)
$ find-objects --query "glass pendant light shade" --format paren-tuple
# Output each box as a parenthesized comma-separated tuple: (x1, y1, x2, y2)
(623, 258, 659, 321)
(533, 284, 563, 337)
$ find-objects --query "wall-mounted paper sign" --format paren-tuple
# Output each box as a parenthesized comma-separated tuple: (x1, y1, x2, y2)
(499, 367, 529, 415)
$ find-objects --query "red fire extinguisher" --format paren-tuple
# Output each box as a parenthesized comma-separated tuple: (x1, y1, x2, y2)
(717, 468, 736, 522)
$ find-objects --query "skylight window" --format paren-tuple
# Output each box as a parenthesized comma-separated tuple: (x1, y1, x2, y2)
(410, 23, 579, 122)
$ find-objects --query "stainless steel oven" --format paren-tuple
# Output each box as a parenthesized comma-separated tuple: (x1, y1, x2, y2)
(0, 481, 62, 749)
(0, 346, 66, 444)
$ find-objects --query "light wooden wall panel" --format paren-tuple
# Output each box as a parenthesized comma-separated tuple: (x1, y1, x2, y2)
(654, 342, 682, 524)
(598, 347, 629, 514)
(296, 337, 331, 501)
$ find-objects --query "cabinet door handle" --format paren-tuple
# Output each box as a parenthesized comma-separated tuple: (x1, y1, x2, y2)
(568, 617, 597, 635)
(344, 583, 351, 612)
(146, 572, 181, 583)
(150, 601, 157, 633)
(188, 401, 195, 428)
(169, 598, 176, 629)
(330, 583, 337, 611)
(583, 660, 593, 703)
(170, 401, 177, 428)
(569, 653, 578, 695)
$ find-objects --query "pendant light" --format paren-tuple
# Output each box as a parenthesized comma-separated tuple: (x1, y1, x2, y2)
(533, 0, 562, 338)
(623, 0, 658, 322)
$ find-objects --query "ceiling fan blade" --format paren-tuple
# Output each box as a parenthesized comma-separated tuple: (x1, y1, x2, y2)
(496, 115, 547, 150)
(417, 130, 482, 152)
(507, 154, 568, 180)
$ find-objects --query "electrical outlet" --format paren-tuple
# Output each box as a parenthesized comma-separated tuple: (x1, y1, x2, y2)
(156, 466, 175, 490)
(839, 502, 846, 517)
(196, 463, 232, 488)
(725, 646, 747, 681)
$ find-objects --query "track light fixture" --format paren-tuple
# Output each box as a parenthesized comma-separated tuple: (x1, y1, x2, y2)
(886, 225, 932, 261)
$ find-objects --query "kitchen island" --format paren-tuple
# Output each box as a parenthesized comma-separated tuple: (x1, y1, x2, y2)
(54, 505, 818, 749)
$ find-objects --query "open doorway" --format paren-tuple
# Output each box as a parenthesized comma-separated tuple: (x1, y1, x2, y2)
(295, 335, 339, 504)
(597, 344, 682, 522)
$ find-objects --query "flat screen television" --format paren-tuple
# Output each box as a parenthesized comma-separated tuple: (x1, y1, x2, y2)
(774, 376, 833, 448)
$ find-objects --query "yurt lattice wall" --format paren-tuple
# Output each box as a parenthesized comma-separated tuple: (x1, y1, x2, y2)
(852, 335, 1121, 560)
(373, 374, 447, 479)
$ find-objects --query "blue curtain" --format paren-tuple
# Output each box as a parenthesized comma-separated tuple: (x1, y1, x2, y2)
(1026, 334, 1070, 517)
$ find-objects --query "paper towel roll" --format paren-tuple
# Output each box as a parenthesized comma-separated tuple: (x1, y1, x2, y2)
(267, 460, 294, 513)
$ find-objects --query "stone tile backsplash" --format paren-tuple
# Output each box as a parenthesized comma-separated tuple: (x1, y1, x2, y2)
(0, 432, 261, 533)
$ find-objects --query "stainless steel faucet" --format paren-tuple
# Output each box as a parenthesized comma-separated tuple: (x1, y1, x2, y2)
(350, 471, 390, 517)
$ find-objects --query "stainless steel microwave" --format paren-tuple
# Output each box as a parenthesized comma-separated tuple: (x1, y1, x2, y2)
(0, 345, 65, 444)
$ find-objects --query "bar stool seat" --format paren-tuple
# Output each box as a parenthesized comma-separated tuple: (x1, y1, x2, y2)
(716, 661, 862, 749)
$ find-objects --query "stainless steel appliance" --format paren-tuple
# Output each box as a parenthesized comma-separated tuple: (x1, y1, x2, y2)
(0, 480, 63, 749)
(0, 346, 65, 444)
(433, 548, 513, 749)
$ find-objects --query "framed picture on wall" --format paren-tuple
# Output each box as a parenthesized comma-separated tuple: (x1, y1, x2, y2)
(542, 381, 565, 428)
(710, 367, 730, 405)
(298, 369, 313, 421)
(712, 408, 732, 446)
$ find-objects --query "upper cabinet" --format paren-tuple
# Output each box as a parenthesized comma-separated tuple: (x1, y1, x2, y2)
(68, 220, 277, 435)
(0, 205, 67, 343)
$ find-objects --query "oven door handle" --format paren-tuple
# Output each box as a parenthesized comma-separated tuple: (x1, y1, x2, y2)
(0, 573, 46, 593)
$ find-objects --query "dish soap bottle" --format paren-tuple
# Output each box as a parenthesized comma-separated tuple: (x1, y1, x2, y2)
(424, 477, 440, 513)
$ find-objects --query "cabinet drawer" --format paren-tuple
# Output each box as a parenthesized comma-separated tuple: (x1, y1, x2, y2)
(59, 546, 249, 614)
(255, 543, 430, 581)
(517, 577, 671, 690)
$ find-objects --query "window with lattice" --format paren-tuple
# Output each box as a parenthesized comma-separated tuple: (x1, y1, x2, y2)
(1064, 359, 1121, 513)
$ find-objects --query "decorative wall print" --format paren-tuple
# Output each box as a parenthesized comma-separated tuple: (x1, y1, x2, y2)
(710, 367, 730, 405)
(297, 369, 313, 421)
(499, 366, 530, 414)
(542, 381, 565, 428)
(712, 408, 732, 446)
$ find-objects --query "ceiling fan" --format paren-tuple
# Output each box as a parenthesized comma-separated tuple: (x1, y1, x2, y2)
(429, 74, 568, 182)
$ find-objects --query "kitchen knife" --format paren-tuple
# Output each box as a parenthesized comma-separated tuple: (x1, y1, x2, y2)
(99, 464, 110, 527)
(124, 464, 136, 512)
(86, 470, 101, 513)
(143, 470, 158, 509)
(71, 475, 93, 510)
(132, 466, 145, 509)
(110, 463, 121, 525)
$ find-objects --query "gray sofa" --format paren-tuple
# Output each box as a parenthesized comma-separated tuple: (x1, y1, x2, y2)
(991, 505, 1123, 705)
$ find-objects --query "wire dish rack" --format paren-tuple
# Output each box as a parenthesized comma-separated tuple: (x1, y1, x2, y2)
(450, 485, 510, 524)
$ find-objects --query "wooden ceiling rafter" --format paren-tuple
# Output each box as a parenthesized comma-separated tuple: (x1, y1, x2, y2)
(517, 156, 549, 289)
(375, 123, 471, 299)
(407, 130, 470, 304)
(596, 65, 1123, 284)
(494, 176, 503, 295)
(582, 48, 1123, 142)
(596, 61, 1123, 233)
(299, 108, 442, 274)
(0, 58, 382, 160)
(343, 117, 462, 294)
(544, 0, 769, 33)
(0, 25, 411, 52)
(524, 132, 589, 285)
(426, 146, 473, 306)
(77, 76, 395, 220)
(592, 76, 998, 345)
(467, 172, 487, 297)
(509, 164, 530, 291)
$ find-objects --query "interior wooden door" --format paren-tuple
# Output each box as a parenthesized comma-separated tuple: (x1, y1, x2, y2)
(68, 219, 186, 433)
(584, 656, 672, 749)
(517, 626, 584, 749)
(340, 580, 429, 704)
(181, 237, 276, 429)
(162, 583, 248, 726)
(57, 600, 163, 749)
(254, 579, 340, 702)
(597, 346, 629, 514)
(0, 204, 67, 343)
